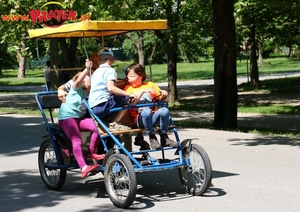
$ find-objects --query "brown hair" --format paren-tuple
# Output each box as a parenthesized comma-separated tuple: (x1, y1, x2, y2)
(125, 63, 146, 82)
(71, 71, 90, 90)
(90, 51, 99, 71)
(72, 72, 81, 81)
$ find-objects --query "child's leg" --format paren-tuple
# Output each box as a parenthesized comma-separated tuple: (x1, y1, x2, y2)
(152, 108, 177, 147)
(110, 95, 128, 123)
(112, 110, 128, 123)
(137, 108, 161, 149)
(78, 117, 100, 154)
(137, 107, 154, 134)
(152, 107, 170, 133)
(59, 118, 87, 168)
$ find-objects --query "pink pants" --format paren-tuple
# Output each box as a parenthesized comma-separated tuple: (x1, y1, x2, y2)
(58, 117, 100, 169)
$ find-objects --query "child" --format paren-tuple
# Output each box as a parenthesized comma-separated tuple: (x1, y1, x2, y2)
(88, 49, 136, 130)
(124, 63, 178, 149)
(57, 51, 99, 102)
(58, 60, 105, 178)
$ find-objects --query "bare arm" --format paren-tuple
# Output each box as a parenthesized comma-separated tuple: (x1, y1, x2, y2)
(73, 60, 92, 89)
(107, 80, 131, 96)
(57, 85, 68, 102)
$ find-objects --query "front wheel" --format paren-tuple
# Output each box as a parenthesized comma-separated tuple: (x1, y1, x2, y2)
(38, 139, 66, 190)
(178, 143, 212, 196)
(104, 154, 137, 208)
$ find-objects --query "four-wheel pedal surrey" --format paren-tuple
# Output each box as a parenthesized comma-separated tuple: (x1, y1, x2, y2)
(28, 20, 212, 208)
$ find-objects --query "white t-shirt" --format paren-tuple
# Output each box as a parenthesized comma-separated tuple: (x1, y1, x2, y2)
(88, 64, 117, 108)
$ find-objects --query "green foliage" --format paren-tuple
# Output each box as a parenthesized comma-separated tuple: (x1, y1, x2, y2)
(235, 0, 300, 54)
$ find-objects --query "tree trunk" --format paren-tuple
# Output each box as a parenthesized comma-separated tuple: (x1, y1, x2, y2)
(49, 39, 61, 90)
(137, 31, 145, 66)
(288, 46, 292, 59)
(257, 34, 264, 66)
(17, 41, 26, 78)
(166, 36, 178, 104)
(212, 0, 237, 128)
(126, 32, 145, 66)
(155, 30, 178, 104)
(58, 38, 79, 68)
(178, 44, 189, 63)
(249, 25, 259, 90)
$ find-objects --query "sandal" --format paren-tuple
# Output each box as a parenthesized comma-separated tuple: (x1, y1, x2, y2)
(81, 164, 100, 178)
(109, 122, 131, 131)
(87, 153, 105, 161)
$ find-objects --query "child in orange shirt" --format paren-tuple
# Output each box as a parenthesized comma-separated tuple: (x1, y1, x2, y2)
(124, 64, 178, 149)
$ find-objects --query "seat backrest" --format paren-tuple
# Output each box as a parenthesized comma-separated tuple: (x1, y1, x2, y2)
(38, 94, 62, 109)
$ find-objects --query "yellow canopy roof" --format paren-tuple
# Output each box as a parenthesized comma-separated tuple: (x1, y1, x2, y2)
(28, 20, 167, 39)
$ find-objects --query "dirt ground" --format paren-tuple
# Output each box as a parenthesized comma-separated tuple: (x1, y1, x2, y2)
(1, 86, 300, 133)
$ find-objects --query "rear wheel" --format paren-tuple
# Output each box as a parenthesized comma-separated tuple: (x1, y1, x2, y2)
(179, 144, 212, 196)
(38, 139, 66, 190)
(104, 154, 137, 208)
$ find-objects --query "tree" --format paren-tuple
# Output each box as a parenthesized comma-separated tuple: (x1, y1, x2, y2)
(212, 0, 237, 128)
(235, 0, 300, 89)
(0, 0, 41, 78)
(94, 0, 212, 104)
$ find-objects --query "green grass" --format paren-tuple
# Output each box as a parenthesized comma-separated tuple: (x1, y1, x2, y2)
(0, 68, 45, 86)
(238, 76, 300, 93)
(168, 76, 300, 116)
(237, 76, 300, 115)
(0, 108, 42, 116)
(238, 104, 300, 114)
(1, 57, 299, 86)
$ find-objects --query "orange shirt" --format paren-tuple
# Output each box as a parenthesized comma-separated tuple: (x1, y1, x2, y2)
(124, 81, 161, 123)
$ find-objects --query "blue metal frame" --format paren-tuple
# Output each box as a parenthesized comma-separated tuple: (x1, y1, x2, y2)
(36, 91, 190, 174)
(83, 99, 189, 173)
(36, 91, 79, 171)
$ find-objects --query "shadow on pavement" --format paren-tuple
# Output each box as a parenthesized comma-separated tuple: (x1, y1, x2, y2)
(0, 114, 45, 155)
(228, 135, 300, 147)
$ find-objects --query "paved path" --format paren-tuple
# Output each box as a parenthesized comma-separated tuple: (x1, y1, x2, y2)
(0, 114, 299, 212)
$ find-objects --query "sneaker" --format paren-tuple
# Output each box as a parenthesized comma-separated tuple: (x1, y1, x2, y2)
(109, 122, 131, 131)
(134, 134, 150, 150)
(149, 133, 161, 149)
(160, 133, 178, 147)
(87, 153, 105, 161)
(140, 140, 150, 150)
(81, 164, 100, 178)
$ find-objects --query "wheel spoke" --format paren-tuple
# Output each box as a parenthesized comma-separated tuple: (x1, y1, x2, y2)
(178, 144, 212, 196)
(38, 139, 66, 190)
(104, 154, 137, 208)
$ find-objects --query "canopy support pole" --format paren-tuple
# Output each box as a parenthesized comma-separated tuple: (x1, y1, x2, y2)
(36, 38, 48, 91)
(149, 30, 156, 81)
(83, 31, 92, 78)
(102, 31, 104, 48)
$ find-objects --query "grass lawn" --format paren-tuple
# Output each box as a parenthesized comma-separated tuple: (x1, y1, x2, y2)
(0, 57, 299, 86)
